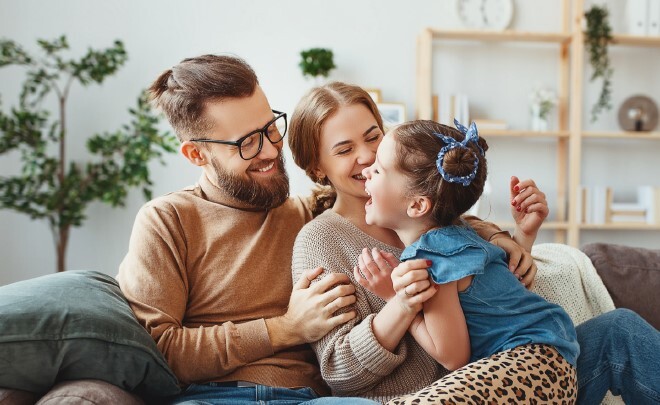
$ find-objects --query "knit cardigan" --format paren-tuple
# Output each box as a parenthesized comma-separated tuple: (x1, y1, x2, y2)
(291, 210, 504, 403)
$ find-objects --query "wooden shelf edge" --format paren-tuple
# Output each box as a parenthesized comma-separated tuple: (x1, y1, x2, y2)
(482, 129, 570, 138)
(582, 131, 660, 140)
(611, 34, 660, 48)
(425, 28, 572, 44)
(580, 223, 660, 230)
(497, 221, 569, 230)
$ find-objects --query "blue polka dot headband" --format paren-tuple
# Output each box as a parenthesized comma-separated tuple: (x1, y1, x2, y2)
(433, 119, 485, 187)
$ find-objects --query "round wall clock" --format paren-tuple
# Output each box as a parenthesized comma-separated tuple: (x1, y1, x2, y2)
(456, 0, 514, 31)
(618, 95, 659, 132)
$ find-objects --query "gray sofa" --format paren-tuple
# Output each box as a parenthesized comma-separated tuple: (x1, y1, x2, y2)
(1, 243, 658, 405)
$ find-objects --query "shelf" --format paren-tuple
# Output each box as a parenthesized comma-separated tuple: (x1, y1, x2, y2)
(580, 223, 660, 230)
(611, 34, 660, 48)
(582, 131, 660, 140)
(497, 221, 569, 230)
(426, 29, 572, 44)
(482, 129, 570, 138)
(416, 0, 660, 248)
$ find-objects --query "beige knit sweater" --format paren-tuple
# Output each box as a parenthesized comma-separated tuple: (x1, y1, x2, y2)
(291, 210, 504, 403)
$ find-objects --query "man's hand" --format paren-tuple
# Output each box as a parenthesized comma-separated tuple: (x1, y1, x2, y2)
(391, 259, 437, 314)
(354, 247, 399, 301)
(266, 267, 357, 351)
(490, 234, 537, 289)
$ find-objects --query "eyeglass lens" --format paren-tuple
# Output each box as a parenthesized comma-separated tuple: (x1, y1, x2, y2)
(241, 115, 287, 159)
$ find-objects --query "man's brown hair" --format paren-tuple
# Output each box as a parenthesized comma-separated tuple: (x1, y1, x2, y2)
(149, 54, 258, 141)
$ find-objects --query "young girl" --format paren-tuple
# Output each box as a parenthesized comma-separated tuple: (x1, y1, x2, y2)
(362, 119, 579, 404)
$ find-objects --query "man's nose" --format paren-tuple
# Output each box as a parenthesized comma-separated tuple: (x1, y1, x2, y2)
(256, 134, 279, 159)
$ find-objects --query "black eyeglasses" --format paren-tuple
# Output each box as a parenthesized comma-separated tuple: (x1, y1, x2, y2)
(190, 110, 287, 160)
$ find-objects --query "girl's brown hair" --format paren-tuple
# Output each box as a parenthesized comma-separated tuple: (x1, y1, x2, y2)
(288, 82, 384, 216)
(149, 54, 258, 141)
(392, 120, 489, 227)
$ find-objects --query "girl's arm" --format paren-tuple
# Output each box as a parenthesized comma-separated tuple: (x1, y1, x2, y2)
(407, 281, 471, 371)
(370, 259, 437, 351)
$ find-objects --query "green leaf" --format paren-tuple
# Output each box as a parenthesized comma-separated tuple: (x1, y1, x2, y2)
(0, 36, 176, 272)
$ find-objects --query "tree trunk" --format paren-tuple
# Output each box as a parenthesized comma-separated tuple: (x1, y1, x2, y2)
(56, 225, 70, 273)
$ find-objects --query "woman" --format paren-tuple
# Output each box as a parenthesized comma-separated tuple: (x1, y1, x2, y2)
(288, 82, 545, 402)
(288, 82, 660, 405)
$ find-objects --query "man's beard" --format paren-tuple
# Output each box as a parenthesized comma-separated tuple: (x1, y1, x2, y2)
(210, 152, 290, 210)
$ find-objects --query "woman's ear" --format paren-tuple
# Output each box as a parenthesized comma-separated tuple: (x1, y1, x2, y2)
(180, 141, 207, 166)
(313, 168, 327, 183)
(407, 195, 432, 219)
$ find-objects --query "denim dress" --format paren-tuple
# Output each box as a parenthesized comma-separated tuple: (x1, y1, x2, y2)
(400, 223, 580, 367)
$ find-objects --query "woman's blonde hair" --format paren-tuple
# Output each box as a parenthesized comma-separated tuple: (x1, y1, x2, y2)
(288, 82, 384, 216)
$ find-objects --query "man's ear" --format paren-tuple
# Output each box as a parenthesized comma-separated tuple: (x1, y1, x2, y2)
(407, 195, 432, 219)
(180, 141, 207, 166)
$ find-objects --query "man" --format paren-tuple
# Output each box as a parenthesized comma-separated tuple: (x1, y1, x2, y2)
(116, 54, 660, 405)
(116, 55, 376, 404)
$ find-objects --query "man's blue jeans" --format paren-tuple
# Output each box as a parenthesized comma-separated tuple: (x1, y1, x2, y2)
(168, 383, 378, 405)
(576, 308, 660, 404)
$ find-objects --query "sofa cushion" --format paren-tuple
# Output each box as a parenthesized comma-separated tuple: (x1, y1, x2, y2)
(35, 380, 144, 405)
(582, 243, 660, 330)
(0, 270, 180, 397)
(0, 387, 38, 405)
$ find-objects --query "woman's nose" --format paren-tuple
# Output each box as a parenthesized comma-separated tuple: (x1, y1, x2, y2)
(356, 145, 375, 165)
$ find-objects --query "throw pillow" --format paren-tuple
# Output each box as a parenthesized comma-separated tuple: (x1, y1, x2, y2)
(0, 270, 180, 397)
(582, 243, 660, 330)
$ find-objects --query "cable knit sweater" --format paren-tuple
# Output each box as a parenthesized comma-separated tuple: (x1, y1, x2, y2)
(291, 210, 505, 403)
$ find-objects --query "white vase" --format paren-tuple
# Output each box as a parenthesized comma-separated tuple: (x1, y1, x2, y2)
(530, 103, 548, 132)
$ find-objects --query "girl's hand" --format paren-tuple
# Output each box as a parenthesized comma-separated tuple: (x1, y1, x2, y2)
(510, 176, 549, 252)
(391, 259, 437, 313)
(490, 234, 537, 290)
(354, 248, 399, 301)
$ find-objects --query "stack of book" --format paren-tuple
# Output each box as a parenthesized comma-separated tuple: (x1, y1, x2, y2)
(578, 185, 660, 225)
(432, 92, 469, 126)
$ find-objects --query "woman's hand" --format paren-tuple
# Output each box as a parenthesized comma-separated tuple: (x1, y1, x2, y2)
(354, 247, 399, 300)
(510, 176, 549, 252)
(490, 234, 537, 290)
(391, 259, 437, 313)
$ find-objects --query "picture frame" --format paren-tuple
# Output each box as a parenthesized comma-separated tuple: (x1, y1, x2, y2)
(364, 88, 382, 104)
(377, 103, 407, 127)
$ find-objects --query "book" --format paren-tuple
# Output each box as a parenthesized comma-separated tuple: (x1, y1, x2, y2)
(437, 92, 470, 125)
(579, 185, 610, 224)
(649, 0, 660, 36)
(638, 186, 660, 224)
(628, 0, 650, 36)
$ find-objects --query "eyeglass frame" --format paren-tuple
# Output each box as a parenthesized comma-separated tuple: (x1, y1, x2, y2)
(189, 109, 287, 160)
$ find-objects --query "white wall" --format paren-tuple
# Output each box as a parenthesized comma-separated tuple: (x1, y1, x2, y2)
(1, 0, 659, 285)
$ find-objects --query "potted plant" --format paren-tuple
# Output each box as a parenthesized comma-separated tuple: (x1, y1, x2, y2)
(299, 48, 336, 83)
(0, 36, 178, 272)
(584, 5, 613, 122)
(529, 86, 558, 131)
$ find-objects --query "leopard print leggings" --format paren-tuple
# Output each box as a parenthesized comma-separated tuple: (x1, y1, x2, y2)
(388, 344, 577, 405)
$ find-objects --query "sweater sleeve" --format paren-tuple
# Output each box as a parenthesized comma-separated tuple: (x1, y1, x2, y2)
(116, 203, 274, 384)
(291, 221, 408, 396)
(462, 214, 510, 241)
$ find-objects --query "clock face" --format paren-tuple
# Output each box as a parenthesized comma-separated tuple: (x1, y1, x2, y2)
(456, 0, 514, 30)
